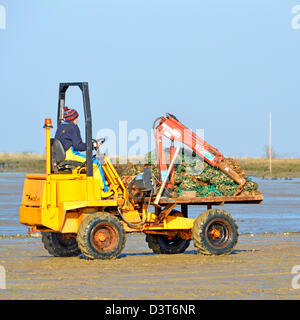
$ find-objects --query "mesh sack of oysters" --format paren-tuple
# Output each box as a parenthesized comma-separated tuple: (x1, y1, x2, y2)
(116, 149, 261, 198)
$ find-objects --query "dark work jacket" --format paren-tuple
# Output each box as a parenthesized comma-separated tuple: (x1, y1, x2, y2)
(55, 122, 86, 152)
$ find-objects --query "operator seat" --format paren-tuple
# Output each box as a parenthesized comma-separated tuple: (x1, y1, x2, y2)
(50, 138, 84, 173)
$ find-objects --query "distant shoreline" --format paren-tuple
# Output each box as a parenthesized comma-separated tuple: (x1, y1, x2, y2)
(0, 153, 45, 173)
(1, 153, 300, 178)
(237, 158, 300, 178)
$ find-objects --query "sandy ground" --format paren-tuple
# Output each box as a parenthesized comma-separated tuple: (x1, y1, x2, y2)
(0, 232, 300, 300)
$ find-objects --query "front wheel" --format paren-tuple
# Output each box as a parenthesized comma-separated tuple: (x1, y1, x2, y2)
(77, 212, 126, 260)
(192, 209, 239, 255)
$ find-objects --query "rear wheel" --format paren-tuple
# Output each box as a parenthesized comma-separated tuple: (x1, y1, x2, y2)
(146, 233, 190, 254)
(41, 232, 81, 257)
(77, 212, 126, 260)
(192, 209, 238, 255)
(146, 209, 190, 254)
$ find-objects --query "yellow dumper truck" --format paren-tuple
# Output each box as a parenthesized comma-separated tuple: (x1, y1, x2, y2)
(20, 82, 263, 259)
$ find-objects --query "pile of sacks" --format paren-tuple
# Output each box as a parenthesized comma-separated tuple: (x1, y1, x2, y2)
(116, 154, 260, 198)
(169, 157, 260, 197)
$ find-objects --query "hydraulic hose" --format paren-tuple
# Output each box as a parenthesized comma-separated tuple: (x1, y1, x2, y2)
(117, 189, 153, 229)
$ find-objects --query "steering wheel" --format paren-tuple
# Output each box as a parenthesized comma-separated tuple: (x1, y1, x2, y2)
(92, 138, 106, 150)
(97, 138, 106, 144)
(78, 138, 106, 169)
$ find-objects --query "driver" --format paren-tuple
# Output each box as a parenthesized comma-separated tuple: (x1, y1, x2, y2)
(55, 107, 111, 197)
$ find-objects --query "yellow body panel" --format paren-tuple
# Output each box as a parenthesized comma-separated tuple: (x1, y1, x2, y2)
(20, 207, 42, 225)
(20, 173, 120, 233)
(21, 179, 46, 207)
(60, 211, 87, 233)
(56, 179, 87, 203)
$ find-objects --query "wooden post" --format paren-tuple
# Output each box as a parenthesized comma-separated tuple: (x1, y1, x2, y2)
(154, 146, 180, 205)
(269, 112, 272, 177)
(169, 141, 175, 185)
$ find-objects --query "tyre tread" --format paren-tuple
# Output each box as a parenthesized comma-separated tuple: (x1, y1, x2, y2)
(192, 209, 239, 256)
(41, 232, 80, 257)
(77, 212, 126, 260)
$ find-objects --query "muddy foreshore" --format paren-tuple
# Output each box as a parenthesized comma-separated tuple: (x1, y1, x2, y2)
(0, 232, 300, 300)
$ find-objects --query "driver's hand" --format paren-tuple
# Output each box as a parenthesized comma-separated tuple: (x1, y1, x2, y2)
(93, 140, 98, 149)
(93, 138, 105, 150)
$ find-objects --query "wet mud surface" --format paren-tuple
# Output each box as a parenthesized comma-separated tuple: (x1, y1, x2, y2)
(1, 232, 300, 300)
(1, 174, 300, 299)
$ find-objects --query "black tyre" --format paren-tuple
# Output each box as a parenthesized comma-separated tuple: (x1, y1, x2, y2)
(77, 212, 126, 260)
(146, 233, 190, 254)
(41, 232, 81, 257)
(146, 209, 190, 254)
(192, 209, 238, 255)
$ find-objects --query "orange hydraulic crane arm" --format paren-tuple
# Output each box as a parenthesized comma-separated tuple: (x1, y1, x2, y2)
(153, 113, 246, 195)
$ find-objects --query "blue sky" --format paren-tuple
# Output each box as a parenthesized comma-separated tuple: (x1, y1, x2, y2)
(0, 0, 299, 157)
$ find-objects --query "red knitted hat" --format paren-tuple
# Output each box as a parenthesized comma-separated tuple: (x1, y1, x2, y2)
(64, 107, 79, 121)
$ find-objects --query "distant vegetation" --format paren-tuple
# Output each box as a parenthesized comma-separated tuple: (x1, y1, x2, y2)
(0, 153, 300, 178)
(0, 153, 45, 173)
(237, 158, 300, 178)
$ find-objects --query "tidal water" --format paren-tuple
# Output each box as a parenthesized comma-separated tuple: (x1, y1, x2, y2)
(0, 173, 299, 236)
